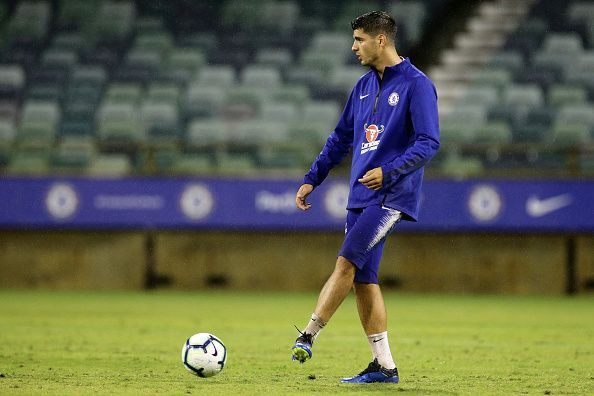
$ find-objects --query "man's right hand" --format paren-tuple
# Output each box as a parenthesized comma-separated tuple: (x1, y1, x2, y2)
(295, 184, 314, 211)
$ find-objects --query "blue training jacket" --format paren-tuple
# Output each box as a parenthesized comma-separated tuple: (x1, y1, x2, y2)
(303, 58, 440, 222)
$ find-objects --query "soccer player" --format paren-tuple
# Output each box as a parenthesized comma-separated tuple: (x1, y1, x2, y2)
(291, 11, 440, 383)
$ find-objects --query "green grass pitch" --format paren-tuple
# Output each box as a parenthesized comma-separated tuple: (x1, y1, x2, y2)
(0, 290, 593, 394)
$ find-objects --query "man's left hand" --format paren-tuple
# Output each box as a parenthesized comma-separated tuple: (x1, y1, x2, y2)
(358, 167, 383, 191)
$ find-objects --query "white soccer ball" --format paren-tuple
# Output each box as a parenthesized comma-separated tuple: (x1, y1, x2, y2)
(181, 333, 227, 378)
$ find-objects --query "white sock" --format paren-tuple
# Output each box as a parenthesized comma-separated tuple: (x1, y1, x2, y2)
(367, 331, 396, 369)
(303, 313, 327, 340)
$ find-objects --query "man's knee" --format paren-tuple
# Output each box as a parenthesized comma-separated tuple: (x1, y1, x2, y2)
(335, 256, 356, 278)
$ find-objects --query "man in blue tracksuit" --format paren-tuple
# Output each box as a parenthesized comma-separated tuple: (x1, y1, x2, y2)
(291, 11, 440, 383)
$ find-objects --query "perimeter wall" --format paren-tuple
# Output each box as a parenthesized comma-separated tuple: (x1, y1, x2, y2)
(1, 231, 593, 294)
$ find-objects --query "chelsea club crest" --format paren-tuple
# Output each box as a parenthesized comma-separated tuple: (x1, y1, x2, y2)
(388, 92, 399, 106)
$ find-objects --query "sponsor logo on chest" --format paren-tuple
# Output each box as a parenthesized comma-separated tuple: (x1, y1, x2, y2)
(361, 123, 384, 154)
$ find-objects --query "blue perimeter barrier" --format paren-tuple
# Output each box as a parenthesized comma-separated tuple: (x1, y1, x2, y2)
(0, 177, 593, 232)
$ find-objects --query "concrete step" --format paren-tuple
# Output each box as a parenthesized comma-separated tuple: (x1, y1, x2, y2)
(441, 49, 495, 67)
(454, 33, 506, 50)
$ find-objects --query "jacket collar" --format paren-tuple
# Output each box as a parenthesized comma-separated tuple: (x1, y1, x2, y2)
(372, 57, 409, 81)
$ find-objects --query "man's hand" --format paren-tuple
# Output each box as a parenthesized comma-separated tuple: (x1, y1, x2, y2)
(296, 183, 314, 210)
(358, 167, 383, 191)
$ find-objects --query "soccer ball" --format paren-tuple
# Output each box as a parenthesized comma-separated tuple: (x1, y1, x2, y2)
(181, 333, 227, 378)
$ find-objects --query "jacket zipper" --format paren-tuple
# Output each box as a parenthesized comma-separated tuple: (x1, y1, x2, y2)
(373, 74, 384, 114)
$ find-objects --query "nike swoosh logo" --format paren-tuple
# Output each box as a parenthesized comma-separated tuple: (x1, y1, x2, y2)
(359, 94, 370, 99)
(526, 194, 572, 217)
(372, 338, 385, 343)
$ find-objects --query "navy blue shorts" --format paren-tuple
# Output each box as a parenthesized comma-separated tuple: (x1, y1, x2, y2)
(338, 204, 402, 284)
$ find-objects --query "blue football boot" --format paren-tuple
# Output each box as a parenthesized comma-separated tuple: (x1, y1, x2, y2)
(291, 330, 314, 363)
(341, 359, 399, 383)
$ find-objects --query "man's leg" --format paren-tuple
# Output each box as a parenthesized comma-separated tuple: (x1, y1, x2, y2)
(340, 282, 398, 383)
(313, 256, 356, 321)
(353, 282, 387, 335)
(291, 256, 356, 363)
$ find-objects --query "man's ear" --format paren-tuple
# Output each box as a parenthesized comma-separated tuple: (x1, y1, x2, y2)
(377, 33, 387, 47)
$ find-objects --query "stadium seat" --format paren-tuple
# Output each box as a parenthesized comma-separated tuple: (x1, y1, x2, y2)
(70, 65, 107, 89)
(288, 120, 330, 145)
(105, 83, 143, 104)
(580, 153, 594, 175)
(473, 122, 513, 145)
(216, 152, 257, 174)
(5, 1, 51, 46)
(90, 1, 136, 44)
(471, 68, 512, 92)
(0, 65, 25, 101)
(123, 48, 162, 76)
(7, 150, 50, 175)
(176, 32, 219, 55)
(442, 104, 488, 125)
(567, 2, 594, 27)
(440, 153, 484, 178)
(556, 104, 594, 129)
(227, 119, 289, 146)
(140, 102, 180, 147)
(303, 101, 340, 124)
(186, 119, 229, 151)
(48, 32, 87, 54)
(162, 48, 205, 85)
(285, 66, 326, 94)
(439, 122, 477, 146)
(65, 66, 106, 109)
(87, 154, 132, 176)
(0, 120, 16, 159)
(311, 31, 353, 63)
(541, 32, 584, 55)
(51, 136, 96, 172)
(551, 123, 592, 148)
(184, 84, 227, 120)
(171, 153, 213, 175)
(241, 66, 282, 88)
(389, 0, 427, 45)
(300, 51, 338, 78)
(564, 52, 594, 91)
(524, 106, 557, 130)
(531, 51, 568, 79)
(222, 86, 267, 120)
(60, 119, 94, 138)
(40, 49, 78, 76)
(194, 66, 236, 88)
(334, 1, 381, 32)
(271, 84, 310, 107)
(257, 143, 310, 169)
(96, 103, 144, 149)
(133, 31, 174, 55)
(255, 48, 293, 69)
(0, 101, 18, 122)
(261, 0, 300, 35)
(26, 83, 63, 102)
(504, 18, 547, 56)
(139, 148, 180, 174)
(17, 101, 61, 149)
(330, 66, 364, 95)
(512, 124, 550, 144)
(502, 84, 544, 108)
(260, 102, 298, 123)
(221, 0, 269, 31)
(146, 83, 181, 106)
(488, 51, 525, 78)
(57, 0, 101, 30)
(547, 84, 588, 107)
(458, 85, 500, 107)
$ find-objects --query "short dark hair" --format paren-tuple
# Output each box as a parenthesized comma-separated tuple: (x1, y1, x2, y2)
(351, 11, 397, 42)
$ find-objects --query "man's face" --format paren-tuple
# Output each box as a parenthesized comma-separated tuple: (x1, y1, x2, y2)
(352, 28, 380, 66)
